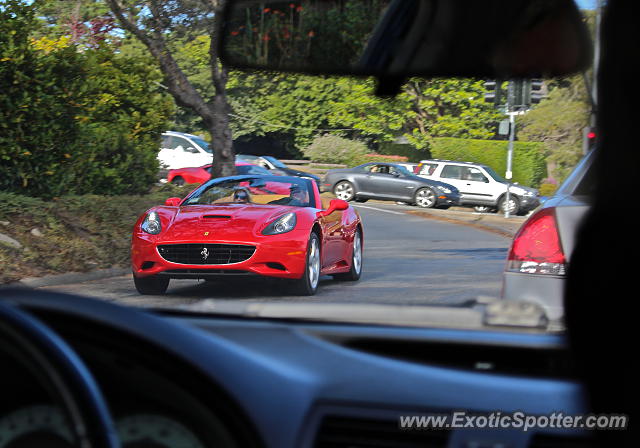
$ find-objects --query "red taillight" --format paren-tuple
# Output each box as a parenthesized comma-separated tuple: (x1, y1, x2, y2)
(507, 207, 567, 276)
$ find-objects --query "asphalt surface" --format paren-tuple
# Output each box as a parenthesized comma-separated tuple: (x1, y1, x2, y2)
(40, 202, 519, 309)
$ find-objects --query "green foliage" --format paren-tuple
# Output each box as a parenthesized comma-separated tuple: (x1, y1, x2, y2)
(302, 135, 408, 167)
(538, 183, 558, 197)
(0, 1, 173, 198)
(430, 137, 547, 188)
(517, 75, 590, 181)
(302, 134, 369, 166)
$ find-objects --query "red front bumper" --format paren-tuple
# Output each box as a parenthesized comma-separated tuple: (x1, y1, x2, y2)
(131, 230, 309, 280)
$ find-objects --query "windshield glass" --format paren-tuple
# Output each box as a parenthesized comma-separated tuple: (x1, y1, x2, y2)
(263, 156, 288, 169)
(236, 164, 271, 175)
(0, 0, 596, 334)
(191, 136, 213, 153)
(483, 166, 508, 183)
(183, 177, 312, 207)
(393, 165, 413, 176)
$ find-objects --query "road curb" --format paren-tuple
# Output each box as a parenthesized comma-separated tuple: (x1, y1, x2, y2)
(10, 267, 129, 289)
(404, 210, 521, 238)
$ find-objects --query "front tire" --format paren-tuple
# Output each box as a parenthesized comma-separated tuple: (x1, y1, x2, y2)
(171, 176, 185, 186)
(415, 187, 437, 208)
(290, 233, 321, 295)
(498, 195, 520, 215)
(133, 274, 169, 295)
(333, 228, 363, 281)
(334, 181, 355, 201)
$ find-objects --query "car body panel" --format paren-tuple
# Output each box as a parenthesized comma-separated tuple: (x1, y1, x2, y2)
(501, 149, 595, 321)
(159, 131, 213, 169)
(132, 176, 361, 281)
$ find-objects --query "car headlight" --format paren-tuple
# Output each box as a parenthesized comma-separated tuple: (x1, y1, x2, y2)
(263, 212, 297, 235)
(436, 185, 452, 194)
(514, 188, 535, 197)
(141, 211, 162, 235)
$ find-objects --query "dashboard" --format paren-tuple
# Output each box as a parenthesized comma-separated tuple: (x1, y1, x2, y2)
(1, 288, 594, 448)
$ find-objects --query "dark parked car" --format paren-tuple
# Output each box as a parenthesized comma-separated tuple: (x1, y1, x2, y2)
(236, 154, 321, 187)
(323, 162, 460, 208)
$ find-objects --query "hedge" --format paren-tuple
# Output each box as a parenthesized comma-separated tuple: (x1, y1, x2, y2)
(429, 137, 547, 188)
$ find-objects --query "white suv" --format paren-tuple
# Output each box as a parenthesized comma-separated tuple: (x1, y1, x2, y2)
(158, 131, 213, 169)
(415, 159, 540, 215)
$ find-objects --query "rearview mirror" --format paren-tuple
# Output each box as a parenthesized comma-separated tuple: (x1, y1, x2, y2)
(220, 0, 592, 82)
(317, 199, 349, 217)
(165, 197, 182, 206)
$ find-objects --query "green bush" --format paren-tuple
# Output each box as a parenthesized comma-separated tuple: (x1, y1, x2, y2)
(430, 137, 547, 187)
(303, 135, 410, 167)
(0, 2, 172, 198)
(303, 135, 370, 166)
(538, 183, 558, 197)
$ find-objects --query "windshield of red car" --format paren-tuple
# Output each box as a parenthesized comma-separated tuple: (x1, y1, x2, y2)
(182, 177, 313, 208)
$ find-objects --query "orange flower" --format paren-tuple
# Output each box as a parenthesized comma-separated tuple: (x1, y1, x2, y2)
(307, 30, 315, 37)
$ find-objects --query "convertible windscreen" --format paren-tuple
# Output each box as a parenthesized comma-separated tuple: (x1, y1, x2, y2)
(183, 177, 313, 207)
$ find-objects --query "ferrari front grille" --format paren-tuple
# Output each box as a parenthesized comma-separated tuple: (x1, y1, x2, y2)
(157, 243, 256, 265)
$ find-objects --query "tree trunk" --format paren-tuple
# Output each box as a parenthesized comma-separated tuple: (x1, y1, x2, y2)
(207, 93, 235, 178)
(105, 0, 236, 181)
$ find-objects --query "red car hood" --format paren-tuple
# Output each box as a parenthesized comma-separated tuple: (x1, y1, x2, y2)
(158, 204, 299, 242)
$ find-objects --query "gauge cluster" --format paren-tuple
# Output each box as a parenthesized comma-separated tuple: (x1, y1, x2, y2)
(0, 406, 206, 448)
(0, 313, 244, 448)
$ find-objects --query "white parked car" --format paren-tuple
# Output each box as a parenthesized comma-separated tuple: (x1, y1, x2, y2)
(415, 159, 540, 215)
(158, 131, 213, 169)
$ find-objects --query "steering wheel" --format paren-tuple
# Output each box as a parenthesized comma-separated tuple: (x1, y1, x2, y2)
(0, 301, 119, 448)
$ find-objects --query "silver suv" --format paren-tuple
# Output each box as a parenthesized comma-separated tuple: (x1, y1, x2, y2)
(415, 159, 540, 215)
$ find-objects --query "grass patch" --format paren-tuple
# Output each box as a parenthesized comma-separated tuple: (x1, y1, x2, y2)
(0, 183, 190, 284)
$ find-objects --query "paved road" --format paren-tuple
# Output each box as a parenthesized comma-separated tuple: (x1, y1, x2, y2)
(42, 203, 511, 308)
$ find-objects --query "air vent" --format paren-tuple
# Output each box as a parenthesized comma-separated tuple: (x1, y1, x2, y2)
(314, 416, 449, 448)
(202, 215, 232, 219)
(337, 338, 575, 379)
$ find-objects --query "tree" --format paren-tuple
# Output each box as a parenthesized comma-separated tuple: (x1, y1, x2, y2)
(328, 77, 502, 149)
(517, 75, 590, 181)
(104, 0, 236, 178)
(0, 0, 172, 197)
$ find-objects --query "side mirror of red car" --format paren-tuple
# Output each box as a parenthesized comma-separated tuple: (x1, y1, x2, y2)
(317, 199, 349, 217)
(164, 197, 182, 206)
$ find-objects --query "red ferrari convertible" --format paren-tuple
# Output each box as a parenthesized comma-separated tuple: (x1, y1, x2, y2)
(131, 175, 363, 295)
